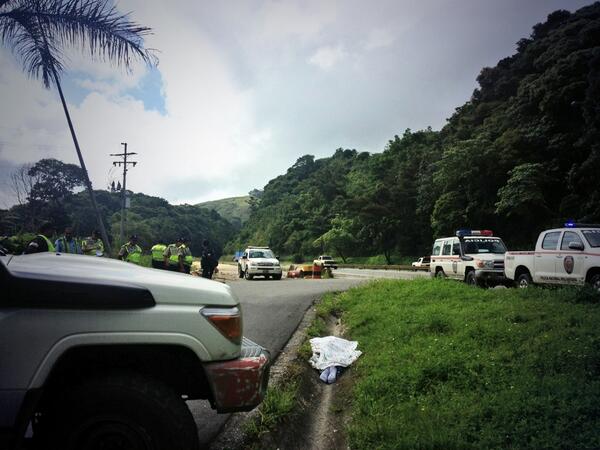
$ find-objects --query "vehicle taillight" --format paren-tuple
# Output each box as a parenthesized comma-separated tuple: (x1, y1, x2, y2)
(201, 307, 242, 344)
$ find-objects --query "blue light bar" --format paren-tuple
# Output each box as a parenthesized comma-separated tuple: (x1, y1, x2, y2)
(565, 221, 575, 228)
(456, 229, 471, 238)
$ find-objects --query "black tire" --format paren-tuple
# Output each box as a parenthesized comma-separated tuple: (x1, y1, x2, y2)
(517, 272, 532, 288)
(299, 270, 304, 278)
(245, 270, 253, 280)
(238, 265, 244, 278)
(37, 373, 199, 450)
(589, 273, 600, 292)
(264, 274, 270, 280)
(465, 270, 478, 287)
(435, 269, 446, 279)
(273, 273, 282, 280)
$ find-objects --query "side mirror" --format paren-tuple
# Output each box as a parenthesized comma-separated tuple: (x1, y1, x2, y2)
(242, 255, 247, 259)
(568, 242, 584, 251)
(461, 255, 474, 261)
(276, 256, 280, 260)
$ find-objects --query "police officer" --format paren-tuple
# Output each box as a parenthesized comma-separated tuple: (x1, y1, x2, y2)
(150, 243, 167, 269)
(24, 222, 56, 254)
(201, 239, 217, 279)
(118, 235, 142, 264)
(177, 238, 193, 274)
(163, 238, 181, 271)
(55, 227, 82, 254)
(82, 230, 104, 256)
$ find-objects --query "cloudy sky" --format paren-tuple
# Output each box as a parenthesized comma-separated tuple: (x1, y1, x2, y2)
(0, 0, 592, 208)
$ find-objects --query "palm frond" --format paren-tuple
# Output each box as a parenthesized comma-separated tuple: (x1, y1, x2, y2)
(0, 0, 157, 88)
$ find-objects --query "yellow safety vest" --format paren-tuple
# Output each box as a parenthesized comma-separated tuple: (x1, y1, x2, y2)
(83, 238, 104, 256)
(39, 234, 55, 252)
(151, 244, 166, 261)
(122, 243, 142, 264)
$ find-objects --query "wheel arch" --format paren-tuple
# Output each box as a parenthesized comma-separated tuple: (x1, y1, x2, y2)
(585, 267, 600, 283)
(514, 265, 531, 279)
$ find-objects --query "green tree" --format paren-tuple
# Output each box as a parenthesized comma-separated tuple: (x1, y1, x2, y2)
(0, 0, 156, 252)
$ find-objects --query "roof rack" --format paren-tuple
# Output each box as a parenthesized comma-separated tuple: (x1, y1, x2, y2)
(246, 246, 270, 249)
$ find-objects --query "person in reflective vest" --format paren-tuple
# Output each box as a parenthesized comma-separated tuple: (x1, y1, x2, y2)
(55, 227, 82, 254)
(118, 235, 142, 264)
(24, 222, 56, 254)
(150, 243, 167, 269)
(163, 239, 181, 271)
(177, 238, 193, 274)
(164, 237, 192, 273)
(82, 230, 105, 256)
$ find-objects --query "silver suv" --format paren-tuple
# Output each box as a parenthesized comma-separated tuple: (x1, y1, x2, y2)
(237, 246, 282, 280)
(0, 251, 270, 450)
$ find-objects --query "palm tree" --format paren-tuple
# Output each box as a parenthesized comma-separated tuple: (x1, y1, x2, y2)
(0, 0, 157, 253)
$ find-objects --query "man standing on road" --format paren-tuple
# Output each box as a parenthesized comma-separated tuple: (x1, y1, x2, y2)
(177, 238, 193, 274)
(163, 238, 181, 271)
(24, 222, 56, 254)
(55, 227, 82, 254)
(118, 235, 142, 264)
(201, 239, 217, 279)
(82, 230, 104, 256)
(150, 243, 167, 269)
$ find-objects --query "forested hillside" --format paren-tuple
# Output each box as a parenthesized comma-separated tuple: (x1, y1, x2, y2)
(0, 159, 236, 256)
(196, 196, 251, 228)
(231, 3, 600, 262)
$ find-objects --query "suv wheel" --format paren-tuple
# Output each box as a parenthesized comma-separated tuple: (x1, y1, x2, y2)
(465, 270, 478, 287)
(435, 269, 446, 279)
(245, 270, 253, 280)
(238, 265, 244, 278)
(517, 272, 532, 288)
(37, 373, 199, 450)
(589, 273, 600, 292)
(273, 274, 282, 280)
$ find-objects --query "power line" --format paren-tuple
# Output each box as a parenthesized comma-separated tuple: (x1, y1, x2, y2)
(110, 143, 138, 245)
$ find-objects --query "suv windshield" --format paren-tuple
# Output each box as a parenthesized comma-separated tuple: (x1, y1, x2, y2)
(463, 238, 507, 254)
(249, 249, 275, 258)
(582, 230, 600, 247)
(321, 256, 332, 260)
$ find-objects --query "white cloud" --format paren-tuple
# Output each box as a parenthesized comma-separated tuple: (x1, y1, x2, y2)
(308, 44, 348, 71)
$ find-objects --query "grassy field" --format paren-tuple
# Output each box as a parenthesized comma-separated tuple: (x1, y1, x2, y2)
(321, 279, 600, 450)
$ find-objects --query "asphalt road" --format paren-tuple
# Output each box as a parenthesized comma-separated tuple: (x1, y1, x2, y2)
(189, 277, 366, 446)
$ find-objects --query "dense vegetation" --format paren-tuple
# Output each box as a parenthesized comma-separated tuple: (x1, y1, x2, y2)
(321, 279, 600, 449)
(0, 159, 236, 256)
(232, 4, 600, 262)
(196, 195, 251, 229)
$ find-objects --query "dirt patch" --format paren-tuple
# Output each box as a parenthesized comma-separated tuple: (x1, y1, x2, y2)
(209, 310, 354, 450)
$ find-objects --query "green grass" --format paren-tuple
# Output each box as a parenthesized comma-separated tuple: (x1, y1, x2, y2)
(327, 279, 600, 450)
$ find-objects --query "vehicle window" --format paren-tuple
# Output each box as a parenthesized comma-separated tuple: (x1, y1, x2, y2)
(463, 238, 507, 254)
(541, 232, 561, 250)
(561, 231, 584, 250)
(452, 239, 461, 255)
(582, 230, 600, 248)
(442, 241, 452, 256)
(423, 257, 430, 263)
(249, 250, 275, 258)
(432, 242, 441, 256)
(322, 256, 332, 260)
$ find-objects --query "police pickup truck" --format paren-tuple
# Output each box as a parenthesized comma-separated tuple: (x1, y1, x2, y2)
(0, 251, 271, 450)
(504, 223, 600, 289)
(430, 229, 508, 286)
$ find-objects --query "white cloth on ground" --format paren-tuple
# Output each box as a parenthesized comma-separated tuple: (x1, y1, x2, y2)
(309, 336, 362, 371)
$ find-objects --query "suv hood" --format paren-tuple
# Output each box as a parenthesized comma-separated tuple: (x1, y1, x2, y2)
(6, 253, 237, 307)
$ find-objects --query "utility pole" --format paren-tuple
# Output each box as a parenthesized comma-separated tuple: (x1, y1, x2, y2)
(110, 143, 137, 245)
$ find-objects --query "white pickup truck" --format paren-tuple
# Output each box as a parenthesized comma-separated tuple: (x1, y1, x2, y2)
(504, 224, 600, 289)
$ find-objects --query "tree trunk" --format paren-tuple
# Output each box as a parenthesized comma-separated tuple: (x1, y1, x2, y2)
(52, 70, 112, 255)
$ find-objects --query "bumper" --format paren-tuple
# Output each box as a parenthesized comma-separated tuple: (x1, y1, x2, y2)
(248, 267, 282, 276)
(475, 269, 507, 283)
(203, 337, 271, 413)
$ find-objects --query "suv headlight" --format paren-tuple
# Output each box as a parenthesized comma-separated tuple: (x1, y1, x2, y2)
(475, 259, 494, 269)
